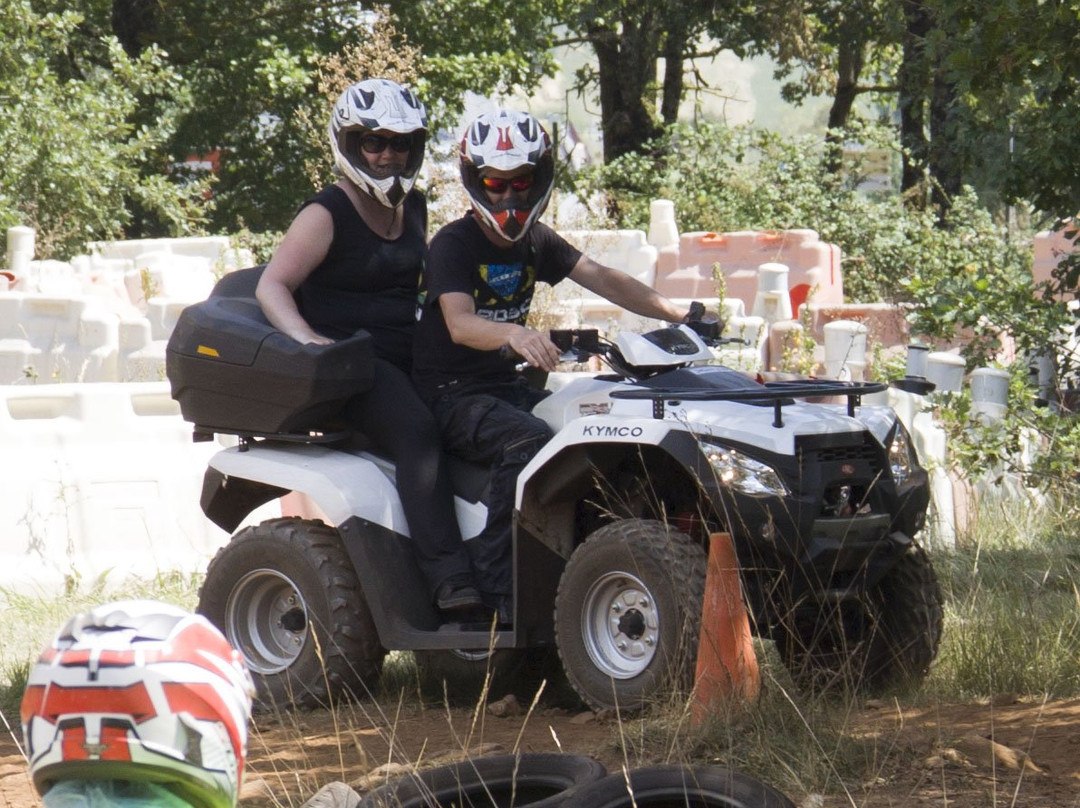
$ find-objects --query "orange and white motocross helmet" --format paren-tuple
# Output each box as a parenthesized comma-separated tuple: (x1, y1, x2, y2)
(21, 600, 254, 808)
(459, 109, 555, 242)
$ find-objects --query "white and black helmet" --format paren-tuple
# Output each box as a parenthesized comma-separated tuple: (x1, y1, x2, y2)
(459, 109, 555, 242)
(329, 78, 428, 208)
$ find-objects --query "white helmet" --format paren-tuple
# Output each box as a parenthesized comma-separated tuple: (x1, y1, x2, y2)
(329, 78, 428, 208)
(459, 109, 555, 242)
(21, 600, 255, 808)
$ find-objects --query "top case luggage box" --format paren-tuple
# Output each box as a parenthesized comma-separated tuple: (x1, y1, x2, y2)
(166, 295, 373, 435)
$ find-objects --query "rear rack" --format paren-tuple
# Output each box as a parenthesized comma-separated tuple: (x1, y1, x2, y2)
(610, 380, 887, 428)
(193, 425, 352, 449)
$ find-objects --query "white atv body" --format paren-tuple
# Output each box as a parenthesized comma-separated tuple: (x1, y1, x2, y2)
(167, 271, 942, 710)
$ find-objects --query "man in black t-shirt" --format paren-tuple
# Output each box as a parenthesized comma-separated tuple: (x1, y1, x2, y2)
(413, 110, 689, 624)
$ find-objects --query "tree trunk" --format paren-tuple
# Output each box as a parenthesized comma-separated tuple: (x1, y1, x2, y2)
(111, 0, 160, 57)
(824, 39, 865, 173)
(929, 70, 961, 217)
(589, 15, 664, 162)
(899, 0, 932, 203)
(660, 26, 688, 125)
(898, 1, 933, 203)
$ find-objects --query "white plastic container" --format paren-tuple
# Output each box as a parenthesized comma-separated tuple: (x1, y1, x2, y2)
(925, 351, 966, 393)
(751, 262, 793, 323)
(647, 199, 679, 248)
(969, 367, 1011, 423)
(822, 320, 868, 379)
(905, 342, 930, 378)
(969, 367, 1010, 405)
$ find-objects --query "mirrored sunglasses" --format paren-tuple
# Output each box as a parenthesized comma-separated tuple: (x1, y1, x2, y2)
(480, 173, 535, 193)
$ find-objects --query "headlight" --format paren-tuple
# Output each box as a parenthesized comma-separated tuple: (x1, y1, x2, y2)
(705, 445, 788, 497)
(888, 425, 916, 485)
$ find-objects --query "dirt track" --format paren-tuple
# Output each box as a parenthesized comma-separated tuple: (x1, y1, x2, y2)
(5, 696, 1079, 807)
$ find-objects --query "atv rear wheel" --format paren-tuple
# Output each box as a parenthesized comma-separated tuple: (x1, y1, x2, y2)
(776, 543, 943, 695)
(198, 517, 385, 709)
(555, 519, 706, 712)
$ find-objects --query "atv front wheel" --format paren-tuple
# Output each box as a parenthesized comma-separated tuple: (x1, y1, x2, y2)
(776, 543, 943, 695)
(555, 519, 706, 712)
(198, 517, 386, 709)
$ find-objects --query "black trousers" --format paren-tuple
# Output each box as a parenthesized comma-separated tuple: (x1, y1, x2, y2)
(342, 359, 472, 594)
(424, 377, 553, 597)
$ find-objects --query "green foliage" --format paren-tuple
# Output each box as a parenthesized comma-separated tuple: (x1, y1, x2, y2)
(935, 0, 1080, 217)
(576, 120, 1037, 314)
(0, 3, 208, 258)
(898, 193, 1038, 368)
(931, 362, 1080, 512)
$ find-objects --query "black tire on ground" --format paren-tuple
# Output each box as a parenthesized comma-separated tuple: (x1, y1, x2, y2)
(776, 542, 943, 695)
(197, 517, 385, 710)
(554, 518, 707, 712)
(359, 753, 608, 808)
(412, 646, 573, 707)
(560, 765, 796, 808)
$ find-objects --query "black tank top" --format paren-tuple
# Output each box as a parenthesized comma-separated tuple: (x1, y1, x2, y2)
(295, 184, 427, 372)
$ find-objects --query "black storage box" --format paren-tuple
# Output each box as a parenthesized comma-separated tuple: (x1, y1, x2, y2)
(166, 295, 373, 435)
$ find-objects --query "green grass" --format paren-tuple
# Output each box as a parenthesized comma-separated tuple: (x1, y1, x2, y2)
(926, 492, 1080, 699)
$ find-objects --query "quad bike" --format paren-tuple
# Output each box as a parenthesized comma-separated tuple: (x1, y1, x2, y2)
(166, 269, 943, 711)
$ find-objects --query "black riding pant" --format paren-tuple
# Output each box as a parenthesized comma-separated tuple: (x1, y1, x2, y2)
(424, 377, 553, 597)
(342, 359, 472, 594)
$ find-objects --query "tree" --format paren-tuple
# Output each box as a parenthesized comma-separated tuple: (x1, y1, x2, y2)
(557, 0, 788, 162)
(91, 0, 563, 234)
(936, 0, 1080, 218)
(770, 0, 903, 172)
(0, 2, 206, 259)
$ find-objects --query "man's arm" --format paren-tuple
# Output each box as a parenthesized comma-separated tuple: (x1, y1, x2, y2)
(568, 255, 689, 322)
(439, 292, 563, 371)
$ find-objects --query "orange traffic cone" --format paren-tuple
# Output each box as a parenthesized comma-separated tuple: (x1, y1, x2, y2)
(691, 532, 760, 725)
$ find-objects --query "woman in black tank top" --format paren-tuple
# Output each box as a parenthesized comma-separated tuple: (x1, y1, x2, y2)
(254, 78, 481, 615)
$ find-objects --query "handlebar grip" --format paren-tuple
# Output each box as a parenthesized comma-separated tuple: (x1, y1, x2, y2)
(683, 300, 706, 323)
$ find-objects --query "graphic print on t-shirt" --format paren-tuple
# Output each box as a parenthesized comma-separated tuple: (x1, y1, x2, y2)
(475, 260, 536, 324)
(482, 262, 523, 297)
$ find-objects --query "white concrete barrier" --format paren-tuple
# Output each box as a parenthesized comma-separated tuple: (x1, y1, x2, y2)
(0, 382, 232, 595)
(555, 229, 659, 331)
(0, 293, 119, 384)
(2, 232, 255, 383)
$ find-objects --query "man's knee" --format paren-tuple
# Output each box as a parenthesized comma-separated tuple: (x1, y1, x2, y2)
(502, 429, 551, 467)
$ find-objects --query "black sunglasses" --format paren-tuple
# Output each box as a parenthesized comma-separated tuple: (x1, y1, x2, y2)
(360, 133, 413, 154)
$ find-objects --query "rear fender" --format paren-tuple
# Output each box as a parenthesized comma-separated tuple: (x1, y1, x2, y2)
(204, 443, 407, 533)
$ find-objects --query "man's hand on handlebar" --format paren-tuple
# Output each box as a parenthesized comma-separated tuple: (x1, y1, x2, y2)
(503, 326, 562, 372)
(680, 300, 723, 342)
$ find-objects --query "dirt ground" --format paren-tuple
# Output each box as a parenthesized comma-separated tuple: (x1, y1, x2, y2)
(3, 695, 1079, 808)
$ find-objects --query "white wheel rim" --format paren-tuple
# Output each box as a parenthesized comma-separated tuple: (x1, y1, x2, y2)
(580, 570, 660, 679)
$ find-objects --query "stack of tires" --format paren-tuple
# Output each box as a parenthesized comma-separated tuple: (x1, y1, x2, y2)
(303, 753, 796, 808)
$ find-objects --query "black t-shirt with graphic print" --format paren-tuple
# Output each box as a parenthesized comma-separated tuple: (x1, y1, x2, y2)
(413, 213, 582, 391)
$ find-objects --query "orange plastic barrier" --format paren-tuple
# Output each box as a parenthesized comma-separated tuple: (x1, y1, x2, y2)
(654, 229, 843, 316)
